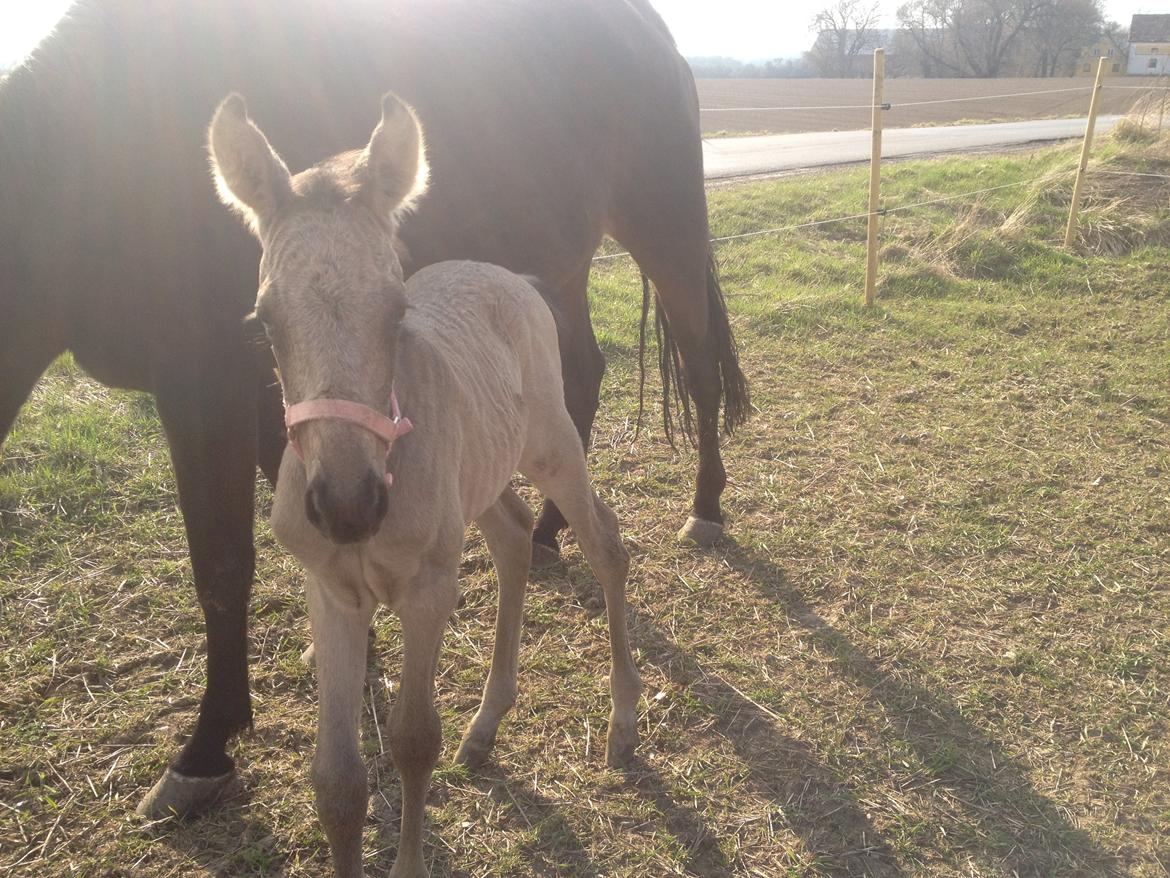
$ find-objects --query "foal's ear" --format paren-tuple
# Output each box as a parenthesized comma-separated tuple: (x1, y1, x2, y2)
(207, 94, 293, 233)
(356, 93, 429, 223)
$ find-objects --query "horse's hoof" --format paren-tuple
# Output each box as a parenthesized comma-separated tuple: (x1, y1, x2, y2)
(454, 731, 495, 770)
(136, 767, 237, 820)
(605, 721, 638, 769)
(301, 642, 316, 667)
(388, 857, 430, 878)
(677, 516, 724, 548)
(530, 541, 562, 570)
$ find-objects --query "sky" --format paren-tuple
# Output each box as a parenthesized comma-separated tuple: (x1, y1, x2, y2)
(0, 0, 1161, 67)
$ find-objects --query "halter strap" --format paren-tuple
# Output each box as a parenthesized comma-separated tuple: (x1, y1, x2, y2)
(285, 391, 413, 487)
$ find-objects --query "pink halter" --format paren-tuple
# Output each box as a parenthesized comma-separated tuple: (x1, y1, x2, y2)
(285, 391, 413, 488)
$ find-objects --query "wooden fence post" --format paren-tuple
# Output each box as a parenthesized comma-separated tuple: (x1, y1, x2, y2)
(864, 48, 886, 306)
(1064, 56, 1108, 249)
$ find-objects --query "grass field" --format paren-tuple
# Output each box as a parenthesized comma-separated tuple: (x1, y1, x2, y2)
(1, 130, 1168, 877)
(697, 76, 1152, 135)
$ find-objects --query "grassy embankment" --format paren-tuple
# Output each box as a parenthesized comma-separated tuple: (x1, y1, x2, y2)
(1, 125, 1168, 876)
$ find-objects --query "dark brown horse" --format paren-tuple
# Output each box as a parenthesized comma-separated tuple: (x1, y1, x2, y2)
(0, 0, 748, 817)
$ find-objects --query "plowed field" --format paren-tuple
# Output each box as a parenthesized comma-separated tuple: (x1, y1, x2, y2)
(698, 76, 1152, 134)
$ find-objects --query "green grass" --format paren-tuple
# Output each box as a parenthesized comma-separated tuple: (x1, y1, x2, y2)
(2, 133, 1169, 876)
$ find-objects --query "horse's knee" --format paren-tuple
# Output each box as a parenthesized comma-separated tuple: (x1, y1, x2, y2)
(388, 706, 442, 777)
(188, 527, 255, 609)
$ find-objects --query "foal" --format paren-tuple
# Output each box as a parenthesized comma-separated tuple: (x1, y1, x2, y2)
(208, 93, 641, 877)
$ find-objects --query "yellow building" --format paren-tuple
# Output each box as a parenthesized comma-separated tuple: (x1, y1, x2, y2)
(1077, 33, 1127, 77)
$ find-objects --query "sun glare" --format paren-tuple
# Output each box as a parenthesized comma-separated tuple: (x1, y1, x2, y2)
(0, 0, 1153, 69)
(0, 1, 74, 67)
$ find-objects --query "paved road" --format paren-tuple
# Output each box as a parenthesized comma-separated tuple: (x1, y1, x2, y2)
(702, 115, 1121, 180)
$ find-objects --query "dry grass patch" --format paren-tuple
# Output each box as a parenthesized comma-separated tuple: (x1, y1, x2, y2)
(2, 141, 1169, 876)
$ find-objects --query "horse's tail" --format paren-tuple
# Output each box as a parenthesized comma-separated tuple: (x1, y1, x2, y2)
(635, 252, 750, 448)
(703, 252, 751, 432)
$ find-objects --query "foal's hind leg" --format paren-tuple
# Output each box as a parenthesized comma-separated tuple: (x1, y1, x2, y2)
(524, 432, 641, 767)
(456, 487, 534, 768)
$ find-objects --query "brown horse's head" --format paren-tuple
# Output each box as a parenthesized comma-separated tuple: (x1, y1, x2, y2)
(209, 92, 428, 544)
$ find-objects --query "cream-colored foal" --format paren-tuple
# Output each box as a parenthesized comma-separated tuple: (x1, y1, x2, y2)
(208, 93, 640, 878)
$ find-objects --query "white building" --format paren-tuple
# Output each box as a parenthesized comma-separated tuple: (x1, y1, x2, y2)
(1128, 14, 1170, 75)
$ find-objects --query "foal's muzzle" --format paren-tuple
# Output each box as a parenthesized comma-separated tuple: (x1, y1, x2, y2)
(305, 469, 389, 544)
(283, 391, 413, 544)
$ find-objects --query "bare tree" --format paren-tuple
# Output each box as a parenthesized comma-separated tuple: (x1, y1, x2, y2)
(807, 0, 883, 77)
(1025, 0, 1105, 76)
(898, 0, 1057, 77)
(955, 0, 1054, 77)
(897, 0, 966, 76)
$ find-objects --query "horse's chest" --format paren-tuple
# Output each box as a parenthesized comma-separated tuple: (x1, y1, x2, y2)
(351, 549, 414, 609)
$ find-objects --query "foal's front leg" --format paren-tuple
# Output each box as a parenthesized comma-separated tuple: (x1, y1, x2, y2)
(456, 489, 533, 768)
(387, 565, 459, 878)
(307, 575, 377, 878)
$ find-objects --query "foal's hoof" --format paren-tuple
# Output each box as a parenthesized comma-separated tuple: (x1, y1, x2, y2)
(530, 541, 562, 570)
(605, 722, 639, 769)
(677, 516, 724, 548)
(454, 730, 496, 770)
(388, 857, 430, 878)
(301, 642, 316, 667)
(136, 767, 237, 820)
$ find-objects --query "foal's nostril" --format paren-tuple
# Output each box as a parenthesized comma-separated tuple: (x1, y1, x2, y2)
(366, 471, 390, 525)
(305, 480, 326, 529)
(305, 471, 388, 544)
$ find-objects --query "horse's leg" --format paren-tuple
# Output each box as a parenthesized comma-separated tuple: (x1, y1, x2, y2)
(641, 257, 731, 548)
(387, 563, 459, 878)
(455, 487, 533, 768)
(523, 428, 641, 768)
(531, 265, 604, 566)
(609, 118, 749, 547)
(307, 574, 376, 878)
(137, 369, 258, 818)
(0, 323, 64, 446)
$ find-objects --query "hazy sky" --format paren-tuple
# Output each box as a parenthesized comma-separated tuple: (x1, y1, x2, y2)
(0, 0, 1160, 67)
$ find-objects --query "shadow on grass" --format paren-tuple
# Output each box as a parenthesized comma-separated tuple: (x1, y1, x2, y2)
(627, 605, 902, 878)
(356, 625, 598, 878)
(717, 537, 1123, 878)
(429, 763, 605, 878)
(621, 757, 736, 877)
(154, 782, 290, 875)
(538, 564, 901, 878)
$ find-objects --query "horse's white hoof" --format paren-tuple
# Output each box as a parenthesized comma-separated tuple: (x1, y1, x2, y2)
(301, 642, 316, 667)
(530, 541, 562, 570)
(676, 516, 724, 547)
(135, 767, 237, 819)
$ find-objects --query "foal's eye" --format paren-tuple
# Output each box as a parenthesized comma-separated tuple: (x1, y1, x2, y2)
(253, 297, 278, 335)
(242, 310, 265, 338)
